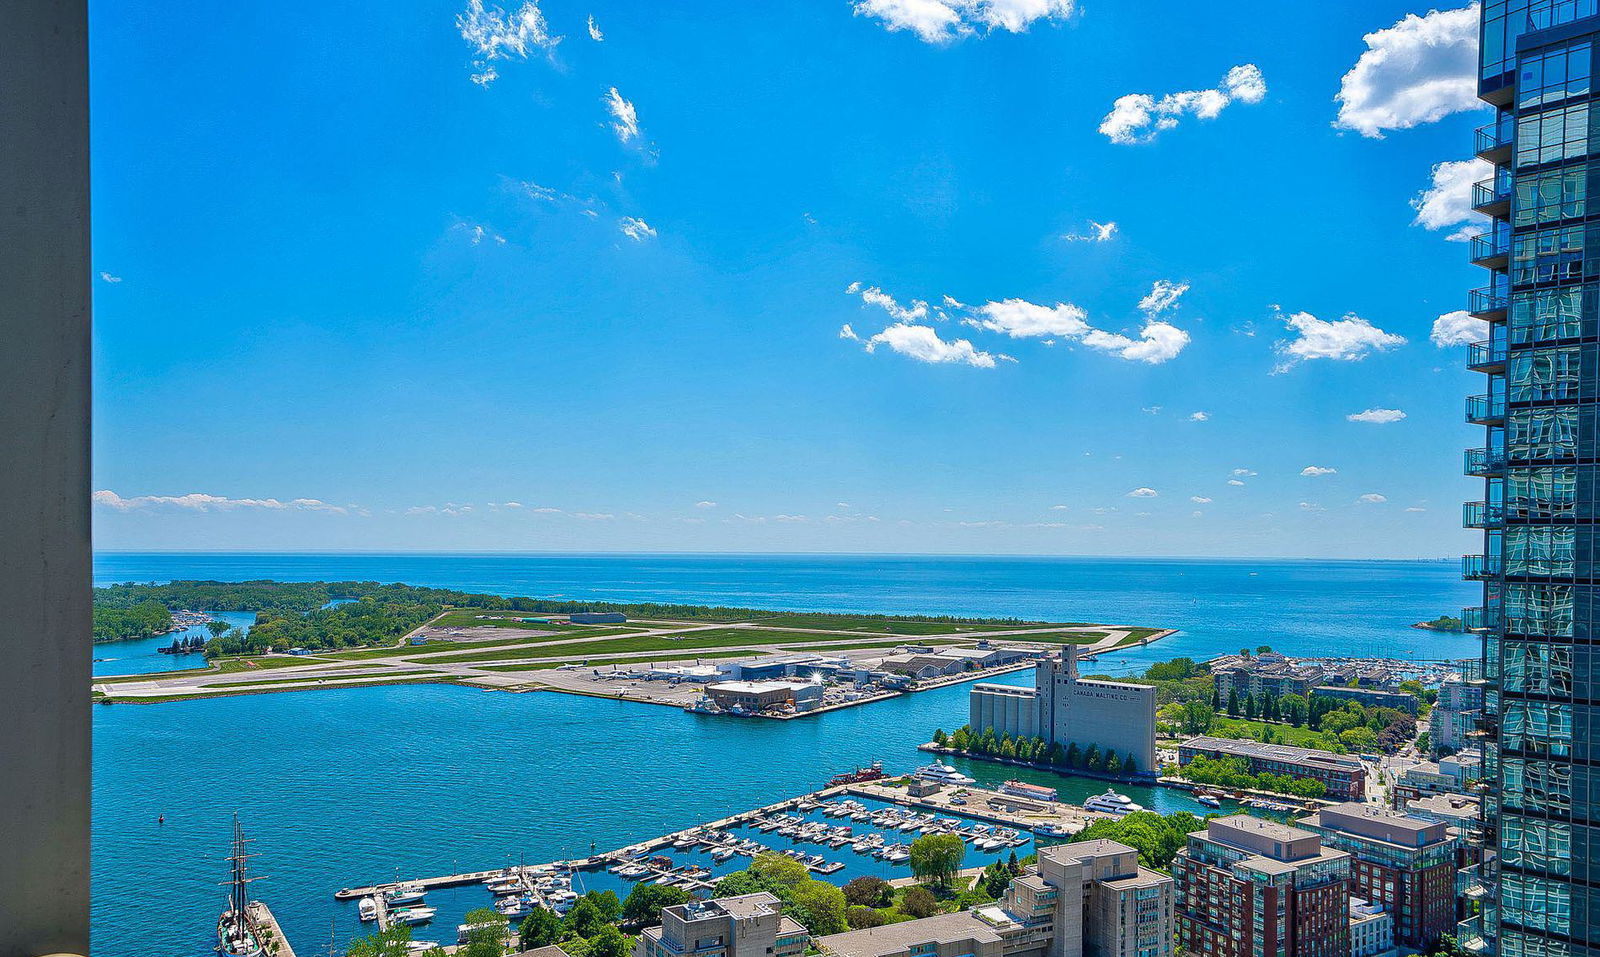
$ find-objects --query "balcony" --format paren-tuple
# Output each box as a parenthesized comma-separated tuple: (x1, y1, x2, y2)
(1458, 864, 1494, 902)
(1463, 554, 1502, 579)
(1465, 447, 1507, 477)
(1457, 916, 1492, 955)
(1469, 286, 1509, 320)
(1473, 173, 1512, 217)
(1475, 117, 1514, 164)
(1470, 230, 1510, 270)
(1463, 501, 1504, 527)
(1466, 393, 1506, 424)
(1462, 606, 1501, 632)
(1468, 337, 1506, 371)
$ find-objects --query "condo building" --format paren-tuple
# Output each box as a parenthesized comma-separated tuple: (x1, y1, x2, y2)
(1172, 816, 1351, 957)
(1176, 736, 1367, 802)
(635, 893, 809, 957)
(1465, 3, 1600, 955)
(815, 839, 1173, 957)
(1429, 677, 1486, 753)
(969, 647, 1157, 775)
(1296, 803, 1459, 951)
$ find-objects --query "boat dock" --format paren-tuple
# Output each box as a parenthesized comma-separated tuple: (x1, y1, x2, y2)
(249, 902, 298, 957)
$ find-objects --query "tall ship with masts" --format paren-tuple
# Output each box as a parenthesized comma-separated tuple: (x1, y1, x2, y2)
(216, 817, 266, 957)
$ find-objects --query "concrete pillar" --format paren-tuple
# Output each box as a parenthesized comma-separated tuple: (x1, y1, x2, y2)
(0, 0, 92, 954)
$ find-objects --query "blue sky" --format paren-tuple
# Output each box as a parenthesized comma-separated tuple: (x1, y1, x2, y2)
(90, 0, 1494, 558)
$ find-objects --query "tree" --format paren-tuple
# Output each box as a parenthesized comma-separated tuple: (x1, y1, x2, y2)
(1210, 684, 1221, 710)
(1065, 742, 1081, 768)
(206, 618, 232, 639)
(843, 876, 893, 908)
(1257, 645, 1272, 654)
(750, 852, 810, 890)
(847, 905, 888, 929)
(932, 728, 948, 747)
(457, 908, 510, 957)
(1084, 744, 1103, 772)
(520, 907, 565, 949)
(790, 879, 848, 935)
(1104, 751, 1122, 775)
(585, 925, 631, 957)
(1227, 689, 1240, 716)
(622, 884, 693, 928)
(346, 925, 414, 957)
(565, 898, 609, 940)
(951, 726, 970, 751)
(909, 833, 966, 887)
(902, 886, 939, 919)
(1122, 752, 1139, 776)
(1243, 694, 1257, 721)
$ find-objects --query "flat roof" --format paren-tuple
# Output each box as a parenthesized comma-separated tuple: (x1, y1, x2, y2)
(1042, 838, 1137, 863)
(707, 681, 797, 693)
(1181, 736, 1363, 770)
(817, 911, 1002, 957)
(1212, 814, 1318, 843)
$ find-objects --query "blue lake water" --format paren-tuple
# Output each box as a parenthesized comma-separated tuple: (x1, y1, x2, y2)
(92, 611, 256, 678)
(89, 553, 1482, 956)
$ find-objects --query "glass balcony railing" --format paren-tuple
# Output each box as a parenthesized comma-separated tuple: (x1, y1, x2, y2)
(1462, 606, 1501, 632)
(1457, 916, 1491, 955)
(1470, 286, 1509, 317)
(1468, 336, 1507, 370)
(1475, 116, 1514, 159)
(1463, 501, 1504, 527)
(1465, 447, 1507, 476)
(1470, 230, 1510, 266)
(1473, 168, 1514, 213)
(1466, 393, 1506, 423)
(1463, 554, 1502, 579)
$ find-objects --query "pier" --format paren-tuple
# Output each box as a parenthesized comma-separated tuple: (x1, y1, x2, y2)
(250, 902, 298, 957)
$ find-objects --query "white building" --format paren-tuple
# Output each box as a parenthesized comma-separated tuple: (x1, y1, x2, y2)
(1348, 898, 1396, 957)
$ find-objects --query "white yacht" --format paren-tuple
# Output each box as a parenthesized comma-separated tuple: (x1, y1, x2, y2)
(389, 906, 437, 926)
(1083, 789, 1145, 816)
(358, 897, 379, 922)
(913, 762, 976, 786)
(385, 884, 426, 906)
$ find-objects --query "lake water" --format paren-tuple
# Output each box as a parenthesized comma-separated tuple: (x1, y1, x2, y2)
(89, 553, 1481, 956)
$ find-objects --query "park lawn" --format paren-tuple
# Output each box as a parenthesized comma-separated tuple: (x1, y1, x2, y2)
(728, 613, 1064, 634)
(478, 650, 755, 672)
(430, 608, 648, 631)
(1006, 631, 1106, 644)
(407, 628, 872, 665)
(1209, 717, 1344, 752)
(1113, 627, 1167, 647)
(201, 669, 444, 688)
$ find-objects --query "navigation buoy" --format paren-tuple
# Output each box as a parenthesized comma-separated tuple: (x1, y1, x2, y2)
(158, 814, 165, 825)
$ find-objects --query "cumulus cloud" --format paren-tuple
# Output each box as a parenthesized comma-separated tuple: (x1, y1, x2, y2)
(1190, 496, 1212, 504)
(587, 14, 603, 41)
(1301, 466, 1338, 477)
(1063, 220, 1117, 243)
(1189, 411, 1210, 422)
(1431, 309, 1490, 347)
(1099, 64, 1266, 144)
(94, 490, 349, 514)
(695, 501, 718, 509)
(604, 87, 640, 144)
(969, 299, 1090, 338)
(1411, 158, 1490, 241)
(457, 0, 560, 86)
(1273, 309, 1405, 371)
(1232, 468, 1256, 477)
(1138, 280, 1189, 316)
(843, 321, 1005, 368)
(1300, 502, 1326, 512)
(1081, 321, 1190, 364)
(852, 0, 1077, 45)
(1127, 487, 1158, 498)
(851, 283, 932, 323)
(1348, 408, 1407, 424)
(1228, 479, 1246, 487)
(1358, 493, 1388, 504)
(1334, 4, 1483, 137)
(619, 217, 656, 241)
(1406, 506, 1427, 513)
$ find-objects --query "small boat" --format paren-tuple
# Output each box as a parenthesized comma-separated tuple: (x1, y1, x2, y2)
(385, 884, 426, 906)
(1032, 822, 1076, 838)
(913, 762, 976, 786)
(1083, 789, 1145, 816)
(1197, 794, 1222, 808)
(358, 897, 378, 922)
(390, 906, 437, 926)
(495, 897, 532, 918)
(711, 847, 736, 863)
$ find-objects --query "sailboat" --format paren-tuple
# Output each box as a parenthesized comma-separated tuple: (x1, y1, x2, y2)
(216, 817, 266, 957)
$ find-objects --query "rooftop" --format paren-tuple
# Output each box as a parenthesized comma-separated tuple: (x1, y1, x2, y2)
(1300, 802, 1451, 848)
(816, 911, 1003, 957)
(1181, 735, 1364, 771)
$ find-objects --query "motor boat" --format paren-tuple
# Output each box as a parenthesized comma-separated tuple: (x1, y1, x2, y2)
(1083, 789, 1145, 816)
(358, 897, 378, 922)
(913, 762, 976, 786)
(385, 884, 426, 906)
(389, 906, 437, 926)
(1196, 793, 1222, 808)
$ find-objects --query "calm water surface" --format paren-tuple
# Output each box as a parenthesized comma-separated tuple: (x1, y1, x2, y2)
(90, 553, 1480, 956)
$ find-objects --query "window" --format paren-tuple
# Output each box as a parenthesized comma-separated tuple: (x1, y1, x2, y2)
(1516, 102, 1593, 166)
(1518, 36, 1594, 106)
(1509, 346, 1580, 401)
(1511, 224, 1585, 285)
(1509, 285, 1583, 343)
(1514, 163, 1588, 226)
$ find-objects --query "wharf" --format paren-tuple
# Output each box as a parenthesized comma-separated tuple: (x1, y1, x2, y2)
(250, 902, 298, 957)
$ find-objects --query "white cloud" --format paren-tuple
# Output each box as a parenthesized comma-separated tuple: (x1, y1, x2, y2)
(1141, 406, 1162, 415)
(1099, 64, 1266, 144)
(574, 512, 616, 521)
(1300, 501, 1326, 512)
(695, 501, 718, 509)
(1190, 496, 1212, 504)
(604, 87, 640, 144)
(1411, 158, 1490, 241)
(1227, 479, 1246, 487)
(1138, 280, 1188, 316)
(849, 322, 1005, 369)
(99, 271, 122, 283)
(1127, 487, 1158, 498)
(1301, 466, 1338, 477)
(1347, 408, 1406, 424)
(852, 284, 932, 323)
(1050, 504, 1069, 510)
(1273, 309, 1405, 371)
(852, 0, 1077, 45)
(1063, 220, 1117, 243)
(1431, 309, 1490, 347)
(587, 14, 603, 41)
(1081, 321, 1190, 364)
(93, 490, 349, 514)
(969, 299, 1090, 338)
(1189, 411, 1210, 422)
(1405, 506, 1427, 512)
(1334, 4, 1483, 138)
(1357, 493, 1388, 504)
(619, 217, 656, 241)
(1232, 468, 1256, 477)
(457, 0, 560, 86)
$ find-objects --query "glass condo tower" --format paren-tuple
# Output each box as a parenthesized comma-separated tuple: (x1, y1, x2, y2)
(1466, 3, 1600, 955)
